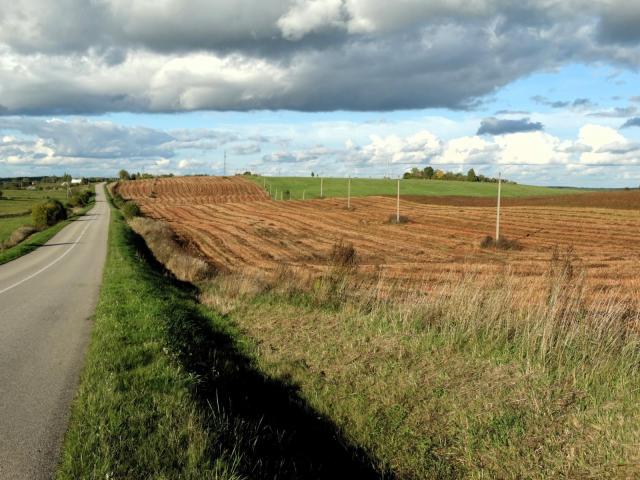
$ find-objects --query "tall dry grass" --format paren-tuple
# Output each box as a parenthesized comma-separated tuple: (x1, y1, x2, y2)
(128, 217, 215, 283)
(198, 245, 640, 477)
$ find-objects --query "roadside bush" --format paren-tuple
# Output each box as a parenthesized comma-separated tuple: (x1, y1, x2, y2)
(31, 199, 67, 230)
(121, 201, 141, 219)
(67, 189, 94, 208)
(0, 225, 37, 250)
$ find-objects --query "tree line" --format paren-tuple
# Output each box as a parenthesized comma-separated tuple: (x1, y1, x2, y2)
(402, 167, 509, 183)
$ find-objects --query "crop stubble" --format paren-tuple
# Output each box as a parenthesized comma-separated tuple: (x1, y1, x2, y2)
(119, 177, 640, 304)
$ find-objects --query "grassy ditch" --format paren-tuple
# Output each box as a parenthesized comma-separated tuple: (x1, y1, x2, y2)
(197, 259, 640, 478)
(57, 197, 382, 478)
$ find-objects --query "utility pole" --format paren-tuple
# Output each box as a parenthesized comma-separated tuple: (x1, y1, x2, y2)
(496, 172, 502, 241)
(347, 177, 351, 209)
(396, 179, 400, 223)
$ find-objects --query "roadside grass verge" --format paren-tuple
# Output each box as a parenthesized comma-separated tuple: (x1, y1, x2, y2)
(57, 198, 384, 478)
(199, 262, 640, 479)
(0, 200, 96, 266)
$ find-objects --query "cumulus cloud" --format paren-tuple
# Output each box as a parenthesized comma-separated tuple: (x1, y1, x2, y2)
(0, 1, 640, 113)
(0, 117, 277, 173)
(477, 117, 544, 135)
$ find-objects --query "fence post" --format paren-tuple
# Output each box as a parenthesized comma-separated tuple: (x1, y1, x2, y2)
(320, 177, 324, 198)
(396, 179, 400, 223)
(496, 172, 502, 241)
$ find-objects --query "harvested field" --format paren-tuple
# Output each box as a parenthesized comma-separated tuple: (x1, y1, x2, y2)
(117, 175, 269, 205)
(120, 176, 640, 305)
(397, 188, 640, 209)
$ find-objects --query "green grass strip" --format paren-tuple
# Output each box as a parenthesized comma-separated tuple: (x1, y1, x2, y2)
(56, 203, 239, 479)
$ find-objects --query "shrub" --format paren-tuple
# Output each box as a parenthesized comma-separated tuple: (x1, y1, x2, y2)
(388, 214, 409, 224)
(328, 240, 358, 268)
(480, 235, 522, 250)
(67, 189, 95, 208)
(31, 199, 67, 230)
(121, 201, 141, 219)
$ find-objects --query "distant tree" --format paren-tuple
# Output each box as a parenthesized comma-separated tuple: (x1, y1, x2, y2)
(311, 172, 315, 177)
(62, 173, 72, 184)
(434, 169, 446, 179)
(403, 172, 412, 179)
(467, 168, 478, 182)
(118, 169, 130, 180)
(423, 166, 434, 179)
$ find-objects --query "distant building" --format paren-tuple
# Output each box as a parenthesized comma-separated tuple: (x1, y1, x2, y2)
(71, 178, 82, 185)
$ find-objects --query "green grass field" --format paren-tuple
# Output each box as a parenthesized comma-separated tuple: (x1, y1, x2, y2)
(247, 176, 590, 200)
(0, 186, 93, 244)
(0, 188, 69, 215)
(0, 215, 31, 244)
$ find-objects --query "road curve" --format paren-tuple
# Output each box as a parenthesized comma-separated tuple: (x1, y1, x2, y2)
(0, 184, 110, 479)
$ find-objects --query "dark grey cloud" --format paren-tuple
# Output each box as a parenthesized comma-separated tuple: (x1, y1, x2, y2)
(597, 4, 640, 44)
(0, 1, 639, 114)
(621, 117, 640, 128)
(477, 117, 544, 136)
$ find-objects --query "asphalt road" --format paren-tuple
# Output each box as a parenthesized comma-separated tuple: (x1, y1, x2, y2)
(0, 184, 110, 479)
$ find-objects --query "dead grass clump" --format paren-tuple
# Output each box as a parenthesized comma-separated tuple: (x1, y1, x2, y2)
(1, 225, 37, 250)
(328, 240, 358, 269)
(128, 217, 215, 282)
(387, 214, 409, 224)
(480, 235, 522, 250)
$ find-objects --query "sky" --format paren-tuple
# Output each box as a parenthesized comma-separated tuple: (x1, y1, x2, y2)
(1, 1, 640, 187)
